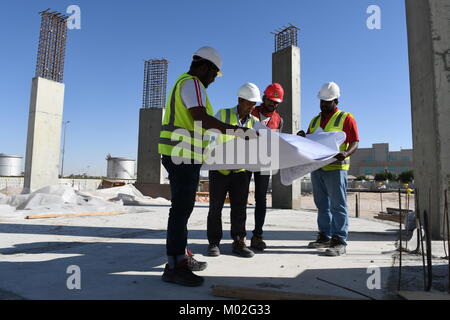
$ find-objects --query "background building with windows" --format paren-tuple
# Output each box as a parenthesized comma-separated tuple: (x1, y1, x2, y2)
(349, 143, 413, 177)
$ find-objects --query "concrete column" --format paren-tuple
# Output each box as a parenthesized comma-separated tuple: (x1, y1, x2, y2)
(136, 108, 163, 184)
(24, 77, 65, 193)
(135, 108, 171, 199)
(271, 46, 302, 209)
(406, 0, 450, 239)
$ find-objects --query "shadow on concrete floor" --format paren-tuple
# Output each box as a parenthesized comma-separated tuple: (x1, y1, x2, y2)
(0, 224, 397, 242)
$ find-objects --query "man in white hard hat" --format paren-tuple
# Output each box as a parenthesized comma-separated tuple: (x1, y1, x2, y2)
(206, 83, 261, 258)
(297, 82, 359, 256)
(158, 47, 257, 286)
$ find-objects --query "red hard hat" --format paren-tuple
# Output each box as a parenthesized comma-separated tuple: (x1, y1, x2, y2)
(264, 83, 284, 103)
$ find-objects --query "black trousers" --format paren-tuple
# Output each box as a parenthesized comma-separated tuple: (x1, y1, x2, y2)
(250, 172, 271, 236)
(207, 170, 252, 244)
(162, 156, 201, 257)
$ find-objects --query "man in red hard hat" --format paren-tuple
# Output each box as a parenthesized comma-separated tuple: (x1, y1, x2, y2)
(249, 83, 285, 251)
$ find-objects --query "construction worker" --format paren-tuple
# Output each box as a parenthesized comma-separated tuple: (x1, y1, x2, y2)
(206, 83, 261, 258)
(158, 47, 257, 287)
(297, 82, 359, 256)
(248, 83, 285, 251)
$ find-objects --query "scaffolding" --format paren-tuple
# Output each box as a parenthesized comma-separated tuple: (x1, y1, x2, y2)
(35, 9, 68, 83)
(142, 59, 169, 109)
(272, 24, 299, 52)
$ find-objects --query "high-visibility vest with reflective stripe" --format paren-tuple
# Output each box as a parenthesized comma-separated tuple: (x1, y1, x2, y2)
(158, 73, 214, 163)
(216, 107, 258, 176)
(308, 110, 352, 171)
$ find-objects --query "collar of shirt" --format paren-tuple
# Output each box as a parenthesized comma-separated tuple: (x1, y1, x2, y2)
(256, 104, 274, 118)
(233, 106, 251, 127)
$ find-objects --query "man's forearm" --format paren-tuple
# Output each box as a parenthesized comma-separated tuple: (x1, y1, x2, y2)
(189, 107, 238, 134)
(345, 141, 359, 157)
(200, 114, 238, 134)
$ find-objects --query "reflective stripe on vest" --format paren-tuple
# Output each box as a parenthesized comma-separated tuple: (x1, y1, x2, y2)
(308, 110, 351, 171)
(158, 73, 214, 163)
(216, 108, 257, 176)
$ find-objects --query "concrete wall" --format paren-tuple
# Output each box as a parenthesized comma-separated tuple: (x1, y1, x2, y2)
(0, 177, 103, 192)
(271, 46, 302, 209)
(406, 0, 450, 238)
(0, 177, 24, 190)
(136, 108, 163, 184)
(59, 178, 103, 191)
(24, 77, 65, 193)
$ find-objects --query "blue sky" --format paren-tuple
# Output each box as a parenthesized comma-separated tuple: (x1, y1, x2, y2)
(0, 0, 412, 176)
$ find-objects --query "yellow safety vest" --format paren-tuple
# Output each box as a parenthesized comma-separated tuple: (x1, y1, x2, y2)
(158, 73, 214, 163)
(215, 107, 258, 176)
(308, 110, 353, 171)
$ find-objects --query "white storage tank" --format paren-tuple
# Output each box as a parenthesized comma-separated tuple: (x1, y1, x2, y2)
(106, 155, 135, 179)
(0, 154, 23, 176)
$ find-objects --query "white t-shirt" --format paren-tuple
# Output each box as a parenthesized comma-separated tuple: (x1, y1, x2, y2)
(258, 112, 271, 127)
(256, 110, 284, 132)
(180, 78, 207, 109)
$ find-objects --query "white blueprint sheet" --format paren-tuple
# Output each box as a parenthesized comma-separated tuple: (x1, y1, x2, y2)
(201, 122, 346, 186)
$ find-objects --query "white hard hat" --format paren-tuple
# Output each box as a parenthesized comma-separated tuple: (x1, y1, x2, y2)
(238, 83, 262, 103)
(318, 82, 341, 101)
(193, 46, 223, 76)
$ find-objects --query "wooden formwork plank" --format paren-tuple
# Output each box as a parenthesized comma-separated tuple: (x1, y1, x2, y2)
(25, 211, 124, 220)
(211, 285, 359, 300)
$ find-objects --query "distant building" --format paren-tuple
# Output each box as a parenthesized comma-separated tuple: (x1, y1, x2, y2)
(349, 143, 413, 177)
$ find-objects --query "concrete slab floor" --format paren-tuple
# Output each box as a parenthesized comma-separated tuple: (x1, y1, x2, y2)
(0, 204, 448, 300)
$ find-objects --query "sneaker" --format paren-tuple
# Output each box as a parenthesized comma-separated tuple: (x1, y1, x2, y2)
(324, 236, 347, 256)
(161, 262, 204, 287)
(207, 244, 220, 257)
(186, 250, 207, 271)
(232, 238, 255, 258)
(251, 235, 267, 251)
(308, 232, 331, 248)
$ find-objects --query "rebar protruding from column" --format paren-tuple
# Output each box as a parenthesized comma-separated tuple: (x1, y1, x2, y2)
(35, 9, 68, 83)
(272, 24, 299, 52)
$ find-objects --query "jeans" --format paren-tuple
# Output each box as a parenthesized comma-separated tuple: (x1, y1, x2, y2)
(251, 172, 270, 237)
(162, 155, 201, 257)
(310, 169, 349, 244)
(207, 170, 251, 244)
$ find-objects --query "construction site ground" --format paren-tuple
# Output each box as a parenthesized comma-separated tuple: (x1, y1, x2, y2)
(0, 192, 448, 300)
(250, 191, 416, 220)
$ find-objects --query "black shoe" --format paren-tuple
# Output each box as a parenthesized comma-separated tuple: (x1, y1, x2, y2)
(232, 238, 255, 258)
(324, 236, 347, 256)
(308, 232, 331, 248)
(161, 262, 204, 287)
(207, 244, 220, 257)
(186, 250, 207, 271)
(251, 235, 267, 251)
